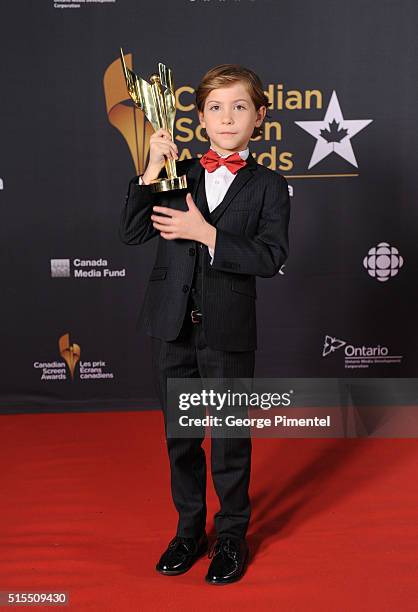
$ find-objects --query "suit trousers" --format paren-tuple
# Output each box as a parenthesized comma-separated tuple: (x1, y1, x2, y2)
(151, 305, 255, 540)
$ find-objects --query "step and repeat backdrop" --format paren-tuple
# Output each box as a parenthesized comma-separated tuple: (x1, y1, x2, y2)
(0, 0, 417, 411)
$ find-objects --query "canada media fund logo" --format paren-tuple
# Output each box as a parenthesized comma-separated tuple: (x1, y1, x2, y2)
(33, 333, 115, 382)
(50, 258, 125, 279)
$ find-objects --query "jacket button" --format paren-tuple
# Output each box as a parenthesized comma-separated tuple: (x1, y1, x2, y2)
(191, 287, 196, 294)
(189, 247, 196, 256)
(182, 285, 189, 293)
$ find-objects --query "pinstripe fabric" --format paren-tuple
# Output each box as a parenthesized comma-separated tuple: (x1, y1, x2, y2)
(151, 314, 255, 540)
(120, 153, 290, 351)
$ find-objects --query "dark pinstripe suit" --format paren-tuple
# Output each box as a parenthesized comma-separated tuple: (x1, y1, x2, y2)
(120, 152, 290, 539)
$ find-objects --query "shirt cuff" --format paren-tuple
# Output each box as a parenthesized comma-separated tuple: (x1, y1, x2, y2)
(137, 175, 143, 185)
(208, 246, 215, 265)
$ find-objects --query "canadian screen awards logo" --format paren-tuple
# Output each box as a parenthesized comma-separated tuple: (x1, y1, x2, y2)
(322, 334, 403, 369)
(59, 333, 80, 380)
(103, 54, 372, 180)
(50, 258, 126, 279)
(103, 52, 154, 176)
(33, 333, 115, 381)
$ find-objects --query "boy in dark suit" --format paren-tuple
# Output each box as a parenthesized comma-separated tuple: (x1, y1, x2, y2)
(120, 64, 290, 584)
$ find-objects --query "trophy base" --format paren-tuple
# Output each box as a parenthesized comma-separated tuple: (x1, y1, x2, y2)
(150, 175, 188, 193)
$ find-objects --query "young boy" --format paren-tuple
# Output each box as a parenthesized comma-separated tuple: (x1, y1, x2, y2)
(120, 64, 290, 584)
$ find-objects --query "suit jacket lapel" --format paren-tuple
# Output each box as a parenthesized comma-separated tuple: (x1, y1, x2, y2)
(185, 159, 204, 208)
(210, 153, 257, 225)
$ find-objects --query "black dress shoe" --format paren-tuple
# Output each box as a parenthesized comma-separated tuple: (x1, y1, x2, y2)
(156, 533, 208, 575)
(205, 536, 249, 585)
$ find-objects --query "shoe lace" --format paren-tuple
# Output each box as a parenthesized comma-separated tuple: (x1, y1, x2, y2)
(208, 537, 237, 559)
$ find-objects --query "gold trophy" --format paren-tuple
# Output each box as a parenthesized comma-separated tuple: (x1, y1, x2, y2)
(119, 48, 187, 192)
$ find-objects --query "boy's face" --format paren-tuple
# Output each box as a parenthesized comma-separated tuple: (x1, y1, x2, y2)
(198, 82, 266, 156)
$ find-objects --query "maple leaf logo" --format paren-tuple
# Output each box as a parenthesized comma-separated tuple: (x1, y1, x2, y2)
(320, 119, 348, 144)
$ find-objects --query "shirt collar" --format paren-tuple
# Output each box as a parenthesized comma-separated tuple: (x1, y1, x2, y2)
(210, 145, 249, 160)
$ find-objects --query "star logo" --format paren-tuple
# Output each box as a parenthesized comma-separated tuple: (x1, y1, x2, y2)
(295, 91, 373, 169)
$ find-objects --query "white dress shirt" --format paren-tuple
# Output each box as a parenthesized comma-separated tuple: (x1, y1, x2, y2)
(205, 146, 249, 264)
(138, 146, 250, 265)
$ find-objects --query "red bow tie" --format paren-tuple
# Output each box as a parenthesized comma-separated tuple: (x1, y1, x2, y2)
(199, 149, 247, 174)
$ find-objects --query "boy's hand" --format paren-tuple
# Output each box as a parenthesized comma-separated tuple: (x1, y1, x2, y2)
(142, 128, 178, 184)
(151, 193, 216, 248)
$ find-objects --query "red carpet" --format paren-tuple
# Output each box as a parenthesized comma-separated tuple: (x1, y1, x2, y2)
(1, 411, 417, 611)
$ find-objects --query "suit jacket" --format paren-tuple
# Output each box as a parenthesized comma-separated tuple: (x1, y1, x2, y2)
(119, 152, 290, 351)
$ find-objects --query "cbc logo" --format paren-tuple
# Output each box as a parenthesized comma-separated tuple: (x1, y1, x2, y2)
(363, 242, 404, 282)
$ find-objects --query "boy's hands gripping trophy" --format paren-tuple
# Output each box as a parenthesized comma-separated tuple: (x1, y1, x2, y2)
(146, 130, 217, 249)
(142, 128, 179, 185)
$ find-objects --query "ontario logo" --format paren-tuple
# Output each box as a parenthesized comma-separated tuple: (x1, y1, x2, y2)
(322, 334, 403, 369)
(33, 333, 115, 381)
